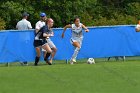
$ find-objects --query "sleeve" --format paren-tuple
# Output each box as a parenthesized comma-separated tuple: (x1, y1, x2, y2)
(16, 22, 19, 29)
(71, 24, 74, 28)
(28, 22, 32, 29)
(42, 26, 48, 33)
(35, 22, 40, 30)
(80, 23, 83, 27)
(136, 24, 140, 28)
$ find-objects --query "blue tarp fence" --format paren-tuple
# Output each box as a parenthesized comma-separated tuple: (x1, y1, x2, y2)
(0, 25, 140, 63)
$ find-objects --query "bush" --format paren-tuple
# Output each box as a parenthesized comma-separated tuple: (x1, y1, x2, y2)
(0, 17, 6, 30)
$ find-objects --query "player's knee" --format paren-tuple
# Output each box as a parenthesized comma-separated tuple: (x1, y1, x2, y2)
(36, 54, 40, 58)
(36, 52, 41, 57)
(77, 46, 81, 49)
(52, 47, 57, 52)
(76, 47, 80, 51)
(48, 50, 52, 53)
(54, 47, 57, 52)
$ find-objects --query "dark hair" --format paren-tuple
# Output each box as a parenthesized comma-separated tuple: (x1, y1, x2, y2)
(73, 17, 80, 22)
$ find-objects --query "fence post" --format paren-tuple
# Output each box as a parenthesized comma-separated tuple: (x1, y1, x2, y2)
(66, 59, 68, 64)
(6, 62, 10, 67)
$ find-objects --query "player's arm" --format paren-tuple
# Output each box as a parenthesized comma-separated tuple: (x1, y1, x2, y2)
(28, 22, 32, 29)
(49, 28, 54, 37)
(43, 31, 53, 37)
(136, 28, 140, 32)
(35, 22, 40, 33)
(43, 28, 52, 37)
(16, 22, 19, 30)
(43, 33, 52, 37)
(136, 25, 140, 32)
(61, 24, 71, 38)
(82, 24, 89, 32)
(50, 31, 54, 36)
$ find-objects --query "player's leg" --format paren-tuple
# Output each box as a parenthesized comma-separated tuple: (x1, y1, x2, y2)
(70, 39, 81, 64)
(50, 47, 57, 63)
(34, 40, 42, 66)
(42, 48, 47, 61)
(42, 43, 52, 65)
(35, 47, 41, 66)
(47, 40, 57, 63)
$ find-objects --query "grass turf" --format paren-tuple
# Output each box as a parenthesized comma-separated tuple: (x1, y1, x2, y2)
(0, 60, 140, 93)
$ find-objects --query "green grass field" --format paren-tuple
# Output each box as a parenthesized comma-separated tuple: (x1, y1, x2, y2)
(0, 59, 140, 93)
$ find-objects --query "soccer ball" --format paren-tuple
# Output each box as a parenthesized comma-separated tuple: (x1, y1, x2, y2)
(87, 58, 95, 64)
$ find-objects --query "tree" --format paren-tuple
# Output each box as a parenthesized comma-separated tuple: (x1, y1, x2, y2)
(0, 17, 6, 30)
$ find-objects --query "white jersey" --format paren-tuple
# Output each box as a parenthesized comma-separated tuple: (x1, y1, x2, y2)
(136, 24, 140, 29)
(71, 23, 83, 38)
(35, 21, 45, 30)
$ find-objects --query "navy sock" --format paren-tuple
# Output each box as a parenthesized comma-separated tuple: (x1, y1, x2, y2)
(35, 56, 40, 66)
(45, 53, 51, 60)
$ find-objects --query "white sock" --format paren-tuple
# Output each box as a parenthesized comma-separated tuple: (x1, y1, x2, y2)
(71, 47, 80, 60)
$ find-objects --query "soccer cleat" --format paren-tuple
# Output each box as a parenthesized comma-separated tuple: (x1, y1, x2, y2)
(44, 58, 47, 61)
(71, 58, 76, 63)
(20, 62, 28, 66)
(34, 62, 38, 66)
(70, 61, 73, 65)
(46, 60, 52, 65)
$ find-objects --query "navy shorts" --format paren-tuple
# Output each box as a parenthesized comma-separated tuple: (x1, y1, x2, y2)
(33, 39, 47, 47)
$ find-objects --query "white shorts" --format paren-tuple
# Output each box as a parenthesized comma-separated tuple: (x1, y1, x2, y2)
(42, 39, 56, 52)
(70, 37, 83, 47)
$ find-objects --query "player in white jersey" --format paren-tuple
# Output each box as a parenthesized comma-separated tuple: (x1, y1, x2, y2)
(62, 17, 89, 64)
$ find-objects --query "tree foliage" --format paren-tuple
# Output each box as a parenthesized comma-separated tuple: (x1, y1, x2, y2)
(0, 17, 6, 30)
(0, 0, 139, 29)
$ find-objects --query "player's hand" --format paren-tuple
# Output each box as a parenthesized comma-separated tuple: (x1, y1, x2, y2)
(50, 34, 54, 37)
(136, 27, 140, 32)
(85, 29, 89, 32)
(61, 33, 64, 38)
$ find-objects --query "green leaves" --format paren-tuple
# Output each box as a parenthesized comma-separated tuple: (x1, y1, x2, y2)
(0, 0, 139, 29)
(0, 1, 35, 29)
(125, 2, 140, 20)
(0, 17, 6, 30)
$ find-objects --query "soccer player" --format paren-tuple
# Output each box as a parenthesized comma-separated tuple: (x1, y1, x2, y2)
(36, 13, 57, 64)
(136, 20, 140, 32)
(43, 19, 57, 64)
(33, 18, 54, 66)
(61, 17, 89, 64)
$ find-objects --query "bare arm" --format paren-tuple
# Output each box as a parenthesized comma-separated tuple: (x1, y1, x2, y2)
(136, 28, 140, 32)
(43, 33, 52, 37)
(43, 30, 54, 38)
(28, 22, 32, 29)
(61, 24, 71, 38)
(35, 29, 39, 33)
(82, 24, 89, 32)
(51, 31, 54, 36)
(136, 25, 140, 32)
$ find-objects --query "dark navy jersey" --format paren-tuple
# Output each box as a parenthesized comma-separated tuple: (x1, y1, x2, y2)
(34, 25, 53, 40)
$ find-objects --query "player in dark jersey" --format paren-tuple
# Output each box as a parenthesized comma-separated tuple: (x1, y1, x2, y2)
(33, 18, 54, 66)
(42, 20, 57, 64)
